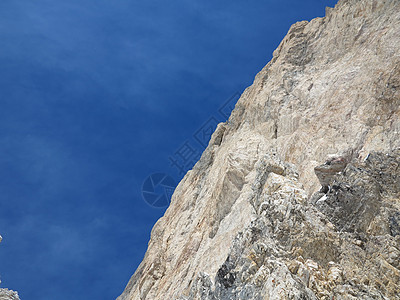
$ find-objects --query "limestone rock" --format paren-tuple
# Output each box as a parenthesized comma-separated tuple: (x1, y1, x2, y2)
(0, 237, 20, 300)
(314, 150, 400, 234)
(118, 0, 400, 299)
(162, 150, 400, 300)
(314, 156, 348, 192)
(0, 289, 20, 300)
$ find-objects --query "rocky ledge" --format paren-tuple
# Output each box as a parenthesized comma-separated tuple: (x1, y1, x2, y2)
(184, 149, 400, 299)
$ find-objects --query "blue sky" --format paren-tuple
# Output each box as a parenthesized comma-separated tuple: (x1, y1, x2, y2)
(0, 1, 337, 299)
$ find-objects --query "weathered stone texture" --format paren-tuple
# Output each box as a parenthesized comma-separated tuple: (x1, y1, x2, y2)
(0, 237, 20, 300)
(0, 289, 20, 300)
(118, 0, 400, 299)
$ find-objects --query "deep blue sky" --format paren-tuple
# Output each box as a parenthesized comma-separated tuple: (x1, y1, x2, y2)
(0, 1, 337, 299)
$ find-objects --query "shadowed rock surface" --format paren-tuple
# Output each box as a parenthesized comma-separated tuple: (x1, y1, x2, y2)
(118, 0, 400, 299)
(183, 150, 400, 300)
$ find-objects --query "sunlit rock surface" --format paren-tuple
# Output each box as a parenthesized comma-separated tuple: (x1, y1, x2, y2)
(118, 0, 400, 299)
(0, 289, 20, 300)
(0, 237, 20, 300)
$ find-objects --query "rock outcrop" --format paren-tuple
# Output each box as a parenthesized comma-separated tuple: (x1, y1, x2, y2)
(118, 0, 400, 299)
(0, 289, 20, 300)
(0, 236, 20, 300)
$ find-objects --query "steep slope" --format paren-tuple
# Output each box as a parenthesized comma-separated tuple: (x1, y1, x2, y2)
(118, 0, 400, 299)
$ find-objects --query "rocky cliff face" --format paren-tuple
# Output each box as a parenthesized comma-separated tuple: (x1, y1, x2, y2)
(118, 0, 400, 299)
